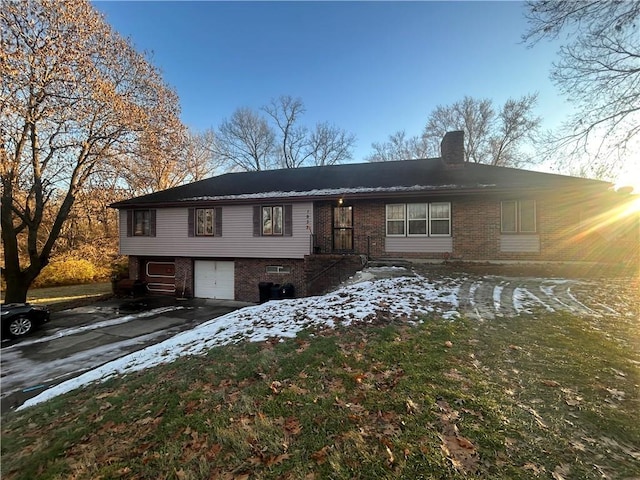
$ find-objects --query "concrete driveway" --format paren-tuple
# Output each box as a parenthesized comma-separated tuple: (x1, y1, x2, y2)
(1, 296, 251, 413)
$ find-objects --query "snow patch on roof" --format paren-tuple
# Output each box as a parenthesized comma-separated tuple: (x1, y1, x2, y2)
(179, 184, 473, 202)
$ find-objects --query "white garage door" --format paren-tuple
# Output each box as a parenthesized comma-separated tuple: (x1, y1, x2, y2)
(194, 261, 235, 299)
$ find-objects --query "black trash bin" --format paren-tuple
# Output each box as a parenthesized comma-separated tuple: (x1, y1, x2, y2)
(132, 280, 147, 297)
(258, 282, 273, 304)
(280, 283, 295, 299)
(270, 284, 282, 300)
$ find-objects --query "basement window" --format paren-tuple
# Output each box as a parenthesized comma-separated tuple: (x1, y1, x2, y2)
(266, 265, 291, 274)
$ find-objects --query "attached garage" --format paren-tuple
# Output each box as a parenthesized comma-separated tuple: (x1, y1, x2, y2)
(144, 260, 175, 294)
(194, 260, 235, 299)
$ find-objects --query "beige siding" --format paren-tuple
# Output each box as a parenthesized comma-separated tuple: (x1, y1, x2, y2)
(385, 236, 453, 253)
(119, 203, 314, 259)
(499, 235, 540, 253)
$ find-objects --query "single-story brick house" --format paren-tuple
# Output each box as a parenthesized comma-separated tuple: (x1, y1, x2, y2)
(110, 131, 638, 302)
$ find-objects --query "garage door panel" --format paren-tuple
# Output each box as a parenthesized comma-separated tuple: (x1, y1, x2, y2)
(145, 261, 175, 294)
(194, 261, 234, 299)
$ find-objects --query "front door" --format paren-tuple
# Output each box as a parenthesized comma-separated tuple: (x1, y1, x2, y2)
(333, 205, 353, 251)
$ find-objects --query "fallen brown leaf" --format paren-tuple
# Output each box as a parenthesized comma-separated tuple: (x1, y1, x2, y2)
(270, 380, 282, 394)
(523, 462, 545, 475)
(552, 463, 571, 480)
(440, 433, 479, 474)
(283, 416, 303, 436)
(311, 446, 330, 464)
(264, 453, 290, 467)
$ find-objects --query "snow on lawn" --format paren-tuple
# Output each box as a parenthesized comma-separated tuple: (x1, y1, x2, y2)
(18, 272, 461, 410)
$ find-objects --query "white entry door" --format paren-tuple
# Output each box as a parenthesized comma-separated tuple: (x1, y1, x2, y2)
(194, 261, 235, 299)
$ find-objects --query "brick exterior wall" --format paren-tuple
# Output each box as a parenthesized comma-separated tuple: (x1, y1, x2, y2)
(235, 258, 306, 303)
(312, 194, 638, 263)
(128, 256, 141, 280)
(305, 254, 366, 296)
(174, 257, 193, 298)
(125, 190, 638, 301)
(313, 200, 386, 257)
(441, 131, 465, 165)
(452, 196, 500, 260)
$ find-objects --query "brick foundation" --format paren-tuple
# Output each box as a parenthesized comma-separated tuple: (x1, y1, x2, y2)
(235, 258, 307, 303)
(174, 257, 193, 298)
(305, 254, 366, 296)
(128, 256, 141, 280)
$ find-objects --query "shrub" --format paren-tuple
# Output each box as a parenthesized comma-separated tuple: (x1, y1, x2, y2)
(32, 259, 110, 288)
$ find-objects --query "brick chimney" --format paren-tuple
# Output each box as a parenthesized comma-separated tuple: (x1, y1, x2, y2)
(440, 130, 464, 166)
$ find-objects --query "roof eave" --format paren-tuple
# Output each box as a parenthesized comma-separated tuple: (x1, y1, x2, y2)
(109, 183, 612, 209)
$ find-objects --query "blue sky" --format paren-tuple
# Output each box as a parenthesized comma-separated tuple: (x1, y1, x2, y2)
(94, 1, 567, 164)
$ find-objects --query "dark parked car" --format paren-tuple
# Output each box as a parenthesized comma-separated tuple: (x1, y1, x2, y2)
(1, 303, 50, 338)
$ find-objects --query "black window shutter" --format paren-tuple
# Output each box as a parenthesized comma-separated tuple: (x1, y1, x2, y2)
(253, 206, 261, 236)
(215, 207, 223, 236)
(188, 208, 195, 237)
(126, 210, 133, 237)
(284, 205, 293, 236)
(149, 209, 156, 237)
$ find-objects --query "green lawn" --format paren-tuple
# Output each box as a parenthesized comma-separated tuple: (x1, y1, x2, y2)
(2, 307, 638, 479)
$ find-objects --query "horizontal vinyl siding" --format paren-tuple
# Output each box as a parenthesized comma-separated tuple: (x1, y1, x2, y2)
(385, 236, 453, 253)
(500, 235, 540, 253)
(119, 203, 313, 259)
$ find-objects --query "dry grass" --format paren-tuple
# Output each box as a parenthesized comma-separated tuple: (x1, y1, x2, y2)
(1, 282, 112, 309)
(2, 304, 638, 479)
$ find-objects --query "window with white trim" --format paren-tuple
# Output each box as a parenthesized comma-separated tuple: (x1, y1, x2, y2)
(430, 203, 451, 236)
(408, 203, 428, 235)
(386, 204, 406, 236)
(386, 202, 451, 237)
(501, 200, 536, 233)
(266, 265, 292, 274)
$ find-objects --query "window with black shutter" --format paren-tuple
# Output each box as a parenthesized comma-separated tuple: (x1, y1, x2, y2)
(253, 205, 293, 237)
(188, 207, 223, 236)
(127, 209, 156, 237)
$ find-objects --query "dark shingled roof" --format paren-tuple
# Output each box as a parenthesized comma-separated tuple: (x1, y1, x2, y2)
(110, 158, 611, 208)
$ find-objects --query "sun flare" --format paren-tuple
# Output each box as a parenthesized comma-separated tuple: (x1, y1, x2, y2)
(626, 195, 640, 214)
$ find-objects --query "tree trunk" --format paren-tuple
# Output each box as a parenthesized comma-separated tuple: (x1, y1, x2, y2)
(2, 270, 30, 304)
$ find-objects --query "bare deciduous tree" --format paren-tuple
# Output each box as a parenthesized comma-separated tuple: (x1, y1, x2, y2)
(422, 95, 540, 166)
(182, 128, 224, 180)
(214, 96, 355, 171)
(523, 1, 640, 175)
(1, 0, 185, 302)
(368, 95, 540, 166)
(365, 130, 430, 162)
(307, 122, 356, 166)
(263, 95, 311, 168)
(213, 108, 276, 172)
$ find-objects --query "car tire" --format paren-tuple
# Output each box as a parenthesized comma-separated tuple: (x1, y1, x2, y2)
(8, 315, 34, 337)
